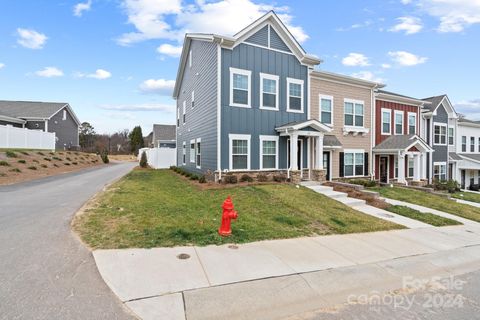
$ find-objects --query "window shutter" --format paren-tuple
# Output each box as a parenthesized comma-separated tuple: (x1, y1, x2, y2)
(364, 152, 369, 176)
(339, 152, 344, 177)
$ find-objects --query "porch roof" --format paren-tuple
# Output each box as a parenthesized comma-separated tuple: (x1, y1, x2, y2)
(459, 153, 480, 164)
(275, 119, 332, 136)
(449, 152, 463, 161)
(373, 134, 433, 153)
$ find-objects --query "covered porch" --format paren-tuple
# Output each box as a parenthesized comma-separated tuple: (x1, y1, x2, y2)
(275, 119, 332, 182)
(453, 153, 480, 190)
(373, 135, 433, 185)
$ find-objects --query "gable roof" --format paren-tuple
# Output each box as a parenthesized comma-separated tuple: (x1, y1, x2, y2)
(458, 118, 480, 127)
(422, 94, 457, 117)
(0, 100, 81, 126)
(152, 124, 176, 142)
(173, 11, 320, 98)
(373, 134, 433, 152)
(311, 70, 385, 89)
(376, 90, 428, 107)
(275, 119, 333, 133)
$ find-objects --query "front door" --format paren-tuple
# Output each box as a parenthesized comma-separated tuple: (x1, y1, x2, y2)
(380, 156, 388, 183)
(287, 139, 303, 170)
(323, 151, 330, 180)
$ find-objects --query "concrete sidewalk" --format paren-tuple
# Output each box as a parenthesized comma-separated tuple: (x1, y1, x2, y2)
(94, 225, 480, 320)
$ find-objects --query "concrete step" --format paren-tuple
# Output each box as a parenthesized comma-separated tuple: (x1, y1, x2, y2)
(299, 181, 322, 187)
(337, 197, 366, 207)
(307, 185, 333, 192)
(320, 190, 348, 199)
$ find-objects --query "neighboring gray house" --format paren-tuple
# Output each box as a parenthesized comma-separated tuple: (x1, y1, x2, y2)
(173, 11, 326, 181)
(151, 124, 176, 148)
(0, 100, 81, 149)
(421, 95, 458, 182)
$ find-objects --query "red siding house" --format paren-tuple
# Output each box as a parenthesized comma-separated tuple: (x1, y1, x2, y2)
(373, 90, 433, 184)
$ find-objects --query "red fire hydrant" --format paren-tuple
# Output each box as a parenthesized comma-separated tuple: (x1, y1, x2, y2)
(218, 196, 238, 236)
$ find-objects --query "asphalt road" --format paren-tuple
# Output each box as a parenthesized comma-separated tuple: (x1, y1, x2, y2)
(295, 270, 480, 320)
(0, 162, 137, 320)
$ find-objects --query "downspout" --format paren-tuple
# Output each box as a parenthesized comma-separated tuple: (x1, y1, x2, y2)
(286, 128, 290, 179)
(371, 85, 378, 180)
(216, 40, 222, 181)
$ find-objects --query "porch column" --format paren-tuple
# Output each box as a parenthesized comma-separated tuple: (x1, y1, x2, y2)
(316, 135, 323, 170)
(413, 154, 421, 181)
(290, 133, 298, 170)
(397, 153, 406, 184)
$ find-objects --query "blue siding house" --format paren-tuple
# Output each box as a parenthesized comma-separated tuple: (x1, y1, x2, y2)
(173, 11, 330, 182)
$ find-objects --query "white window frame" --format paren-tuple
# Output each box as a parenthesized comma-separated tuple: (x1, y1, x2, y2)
(62, 109, 67, 121)
(408, 112, 417, 135)
(196, 138, 201, 169)
(471, 136, 475, 152)
(433, 123, 447, 146)
(344, 98, 364, 128)
(394, 155, 398, 178)
(478, 137, 480, 152)
(229, 67, 251, 108)
(182, 101, 186, 125)
(190, 139, 195, 163)
(408, 156, 414, 178)
(343, 149, 365, 178)
(182, 141, 186, 165)
(433, 162, 447, 181)
(286, 77, 304, 113)
(191, 91, 195, 109)
(381, 108, 391, 135)
(229, 134, 251, 171)
(394, 110, 404, 135)
(259, 73, 279, 111)
(319, 94, 333, 126)
(259, 135, 279, 170)
(462, 136, 467, 152)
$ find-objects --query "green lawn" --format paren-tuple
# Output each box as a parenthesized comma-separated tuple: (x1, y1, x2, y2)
(370, 186, 480, 223)
(385, 205, 461, 227)
(451, 191, 480, 204)
(74, 169, 403, 249)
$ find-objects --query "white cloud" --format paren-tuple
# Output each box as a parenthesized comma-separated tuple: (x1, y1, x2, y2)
(100, 103, 174, 112)
(401, 0, 412, 4)
(342, 53, 371, 67)
(0, 63, 5, 69)
(157, 44, 183, 57)
(388, 51, 428, 66)
(118, 0, 308, 45)
(351, 71, 384, 83)
(389, 16, 423, 34)
(76, 69, 112, 79)
(16, 28, 47, 49)
(336, 20, 373, 31)
(417, 0, 480, 32)
(454, 99, 480, 119)
(35, 67, 64, 78)
(73, 0, 92, 17)
(381, 63, 391, 69)
(139, 79, 175, 95)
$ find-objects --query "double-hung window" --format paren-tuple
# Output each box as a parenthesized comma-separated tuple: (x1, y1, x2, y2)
(182, 101, 186, 124)
(394, 156, 399, 178)
(230, 68, 251, 107)
(229, 134, 250, 170)
(259, 136, 278, 170)
(196, 139, 201, 168)
(408, 113, 416, 134)
(260, 73, 279, 110)
(319, 95, 333, 125)
(345, 100, 364, 127)
(448, 128, 454, 145)
(286, 78, 304, 112)
(471, 137, 475, 152)
(433, 123, 447, 145)
(344, 151, 364, 177)
(190, 140, 195, 163)
(182, 142, 186, 165)
(191, 91, 195, 108)
(394, 111, 404, 135)
(177, 107, 180, 127)
(462, 136, 467, 152)
(408, 157, 414, 177)
(381, 109, 391, 134)
(434, 163, 447, 181)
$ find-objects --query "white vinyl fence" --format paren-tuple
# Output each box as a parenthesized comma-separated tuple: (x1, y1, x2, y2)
(0, 125, 56, 150)
(138, 147, 176, 169)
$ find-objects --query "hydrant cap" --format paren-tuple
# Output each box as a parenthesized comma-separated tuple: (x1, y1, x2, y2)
(222, 196, 234, 210)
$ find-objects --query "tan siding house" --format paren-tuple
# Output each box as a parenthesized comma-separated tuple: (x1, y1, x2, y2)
(310, 71, 383, 180)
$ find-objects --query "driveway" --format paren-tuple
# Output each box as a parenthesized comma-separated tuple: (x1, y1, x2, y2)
(0, 162, 137, 320)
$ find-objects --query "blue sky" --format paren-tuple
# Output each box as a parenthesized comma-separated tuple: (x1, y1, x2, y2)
(1, 0, 479, 134)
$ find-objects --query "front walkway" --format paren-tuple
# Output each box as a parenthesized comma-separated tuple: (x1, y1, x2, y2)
(94, 225, 480, 319)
